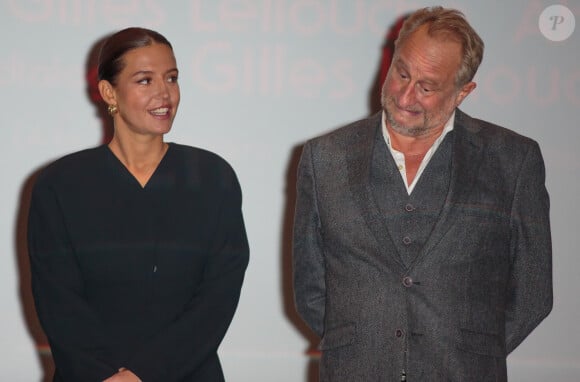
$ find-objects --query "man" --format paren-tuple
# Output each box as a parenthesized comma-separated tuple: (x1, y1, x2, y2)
(293, 7, 552, 381)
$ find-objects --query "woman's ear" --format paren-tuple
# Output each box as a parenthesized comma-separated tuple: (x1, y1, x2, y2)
(98, 79, 116, 106)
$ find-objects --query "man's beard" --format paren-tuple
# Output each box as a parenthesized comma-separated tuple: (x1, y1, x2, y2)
(383, 95, 430, 137)
(382, 94, 451, 138)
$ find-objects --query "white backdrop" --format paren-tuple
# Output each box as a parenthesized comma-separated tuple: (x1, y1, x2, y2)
(1, 1, 579, 381)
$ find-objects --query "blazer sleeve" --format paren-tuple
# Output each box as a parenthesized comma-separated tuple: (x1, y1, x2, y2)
(124, 169, 249, 381)
(293, 142, 326, 337)
(28, 179, 120, 381)
(505, 142, 553, 353)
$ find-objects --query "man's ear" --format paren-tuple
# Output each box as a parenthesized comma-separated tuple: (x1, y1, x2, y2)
(455, 81, 477, 107)
(98, 79, 116, 106)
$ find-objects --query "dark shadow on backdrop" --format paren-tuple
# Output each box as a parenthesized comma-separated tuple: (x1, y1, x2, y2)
(86, 36, 114, 145)
(280, 13, 408, 382)
(15, 168, 53, 382)
(14, 34, 113, 382)
(368, 14, 409, 115)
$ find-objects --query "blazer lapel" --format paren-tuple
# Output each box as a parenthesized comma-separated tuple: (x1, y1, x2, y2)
(346, 112, 407, 270)
(411, 109, 485, 267)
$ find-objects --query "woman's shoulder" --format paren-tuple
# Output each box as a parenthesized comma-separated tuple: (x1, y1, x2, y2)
(169, 143, 235, 173)
(35, 146, 107, 187)
(168, 143, 240, 191)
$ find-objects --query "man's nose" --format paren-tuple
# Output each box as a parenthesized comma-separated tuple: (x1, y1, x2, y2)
(398, 83, 417, 107)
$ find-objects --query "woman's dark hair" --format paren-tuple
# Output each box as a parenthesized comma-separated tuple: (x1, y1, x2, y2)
(97, 27, 173, 85)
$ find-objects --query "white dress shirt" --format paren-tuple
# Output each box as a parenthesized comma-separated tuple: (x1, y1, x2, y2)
(381, 110, 455, 194)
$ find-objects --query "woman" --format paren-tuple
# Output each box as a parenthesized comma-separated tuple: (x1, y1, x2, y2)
(27, 27, 249, 382)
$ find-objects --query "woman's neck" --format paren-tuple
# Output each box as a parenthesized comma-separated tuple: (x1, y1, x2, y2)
(108, 133, 168, 187)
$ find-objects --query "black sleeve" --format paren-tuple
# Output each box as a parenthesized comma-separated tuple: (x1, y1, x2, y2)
(28, 177, 120, 381)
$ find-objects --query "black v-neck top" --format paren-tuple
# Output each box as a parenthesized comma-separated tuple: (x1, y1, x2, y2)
(28, 143, 249, 381)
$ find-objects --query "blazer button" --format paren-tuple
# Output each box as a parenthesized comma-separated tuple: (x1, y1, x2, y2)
(395, 329, 405, 338)
(404, 203, 415, 212)
(402, 236, 412, 245)
(402, 276, 413, 287)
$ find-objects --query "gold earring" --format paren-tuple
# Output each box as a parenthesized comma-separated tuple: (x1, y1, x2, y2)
(107, 104, 118, 116)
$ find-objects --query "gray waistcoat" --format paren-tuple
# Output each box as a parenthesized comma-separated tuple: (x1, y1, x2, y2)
(370, 128, 454, 268)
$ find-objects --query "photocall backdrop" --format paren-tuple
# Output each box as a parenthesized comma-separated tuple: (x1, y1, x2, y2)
(1, 1, 578, 380)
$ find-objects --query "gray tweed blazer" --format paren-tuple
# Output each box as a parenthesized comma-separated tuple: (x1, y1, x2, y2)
(293, 109, 552, 381)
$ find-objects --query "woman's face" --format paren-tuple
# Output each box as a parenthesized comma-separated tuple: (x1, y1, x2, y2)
(107, 43, 180, 138)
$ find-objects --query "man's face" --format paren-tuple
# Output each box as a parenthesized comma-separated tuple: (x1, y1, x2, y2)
(381, 25, 475, 137)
